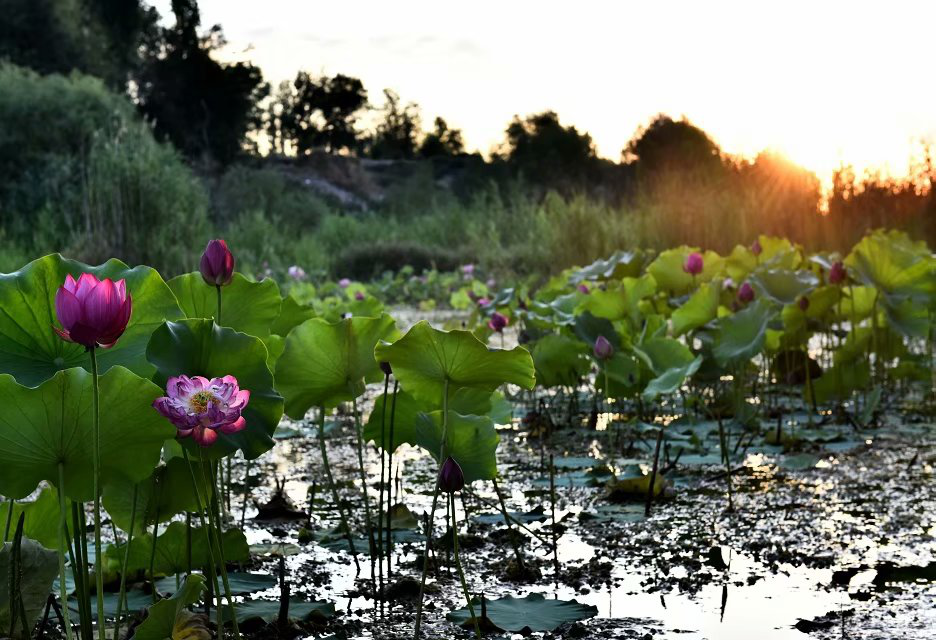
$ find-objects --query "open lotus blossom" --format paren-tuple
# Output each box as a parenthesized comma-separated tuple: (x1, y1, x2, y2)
(750, 239, 762, 256)
(683, 252, 704, 276)
(594, 335, 614, 360)
(737, 282, 755, 304)
(200, 239, 235, 286)
(54, 273, 132, 349)
(153, 375, 249, 447)
(488, 311, 508, 333)
(828, 261, 846, 285)
(438, 456, 465, 493)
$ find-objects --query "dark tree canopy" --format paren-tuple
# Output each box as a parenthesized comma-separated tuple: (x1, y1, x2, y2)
(624, 114, 723, 177)
(369, 90, 422, 160)
(135, 0, 268, 165)
(419, 117, 465, 158)
(502, 111, 600, 192)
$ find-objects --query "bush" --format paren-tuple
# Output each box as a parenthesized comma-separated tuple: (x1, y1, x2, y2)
(335, 242, 465, 280)
(213, 165, 333, 229)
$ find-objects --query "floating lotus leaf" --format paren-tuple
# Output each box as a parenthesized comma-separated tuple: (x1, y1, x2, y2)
(0, 254, 182, 386)
(221, 600, 335, 625)
(447, 593, 597, 632)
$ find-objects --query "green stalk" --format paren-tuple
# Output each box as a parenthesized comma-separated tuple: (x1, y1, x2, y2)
(386, 381, 398, 584)
(148, 478, 161, 603)
(88, 347, 105, 640)
(413, 378, 449, 639)
(450, 493, 481, 640)
(57, 464, 73, 640)
(377, 372, 389, 611)
(317, 407, 360, 572)
(216, 285, 223, 327)
(352, 397, 376, 583)
(112, 484, 137, 640)
(240, 459, 251, 528)
(208, 457, 242, 640)
(3, 497, 12, 541)
(181, 450, 220, 621)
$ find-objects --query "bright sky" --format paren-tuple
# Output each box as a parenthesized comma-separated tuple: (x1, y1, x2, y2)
(154, 0, 936, 183)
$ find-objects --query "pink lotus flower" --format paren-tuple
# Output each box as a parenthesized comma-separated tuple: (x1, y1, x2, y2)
(153, 375, 249, 447)
(54, 273, 132, 349)
(200, 239, 235, 287)
(683, 252, 704, 276)
(577, 283, 590, 294)
(354, 291, 365, 301)
(460, 264, 475, 276)
(339, 278, 351, 288)
(737, 282, 755, 304)
(750, 239, 762, 257)
(438, 456, 465, 493)
(488, 311, 508, 333)
(828, 261, 846, 285)
(477, 297, 491, 307)
(594, 335, 614, 360)
(287, 265, 306, 281)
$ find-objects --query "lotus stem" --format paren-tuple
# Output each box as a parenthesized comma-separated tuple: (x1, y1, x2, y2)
(414, 378, 450, 639)
(549, 454, 560, 579)
(240, 459, 251, 528)
(56, 464, 73, 640)
(148, 475, 162, 603)
(317, 406, 360, 572)
(88, 347, 105, 640)
(377, 372, 389, 612)
(450, 493, 481, 640)
(716, 416, 733, 511)
(491, 477, 525, 572)
(112, 484, 138, 640)
(3, 497, 12, 541)
(208, 457, 242, 640)
(182, 450, 220, 620)
(386, 380, 398, 584)
(351, 396, 377, 587)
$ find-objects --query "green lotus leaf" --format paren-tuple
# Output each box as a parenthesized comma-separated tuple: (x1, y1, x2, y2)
(447, 593, 597, 632)
(221, 600, 335, 625)
(104, 521, 249, 580)
(373, 321, 535, 409)
(146, 319, 284, 460)
(169, 272, 282, 338)
(271, 295, 316, 337)
(103, 457, 214, 536)
(647, 247, 724, 294)
(128, 574, 205, 640)
(570, 250, 644, 283)
(781, 285, 841, 332)
(633, 337, 696, 374)
(642, 355, 702, 401)
(712, 299, 775, 367)
(598, 352, 643, 396)
(883, 297, 931, 339)
(845, 229, 936, 300)
(837, 285, 877, 321)
(412, 411, 500, 483)
(364, 389, 420, 453)
(671, 281, 720, 336)
(575, 286, 629, 321)
(0, 536, 59, 636)
(532, 334, 590, 388)
(750, 268, 818, 305)
(0, 366, 172, 500)
(573, 312, 619, 352)
(0, 254, 183, 387)
(810, 362, 870, 404)
(0, 488, 67, 550)
(276, 314, 399, 417)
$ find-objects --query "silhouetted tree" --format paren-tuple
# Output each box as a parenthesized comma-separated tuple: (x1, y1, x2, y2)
(135, 0, 268, 164)
(419, 117, 465, 158)
(501, 110, 599, 192)
(369, 90, 422, 159)
(624, 114, 723, 178)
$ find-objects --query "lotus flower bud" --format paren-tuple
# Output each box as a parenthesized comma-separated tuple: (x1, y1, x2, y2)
(577, 283, 590, 294)
(354, 291, 365, 301)
(683, 252, 704, 276)
(488, 311, 508, 333)
(287, 265, 306, 281)
(737, 282, 755, 304)
(438, 456, 465, 494)
(199, 239, 235, 287)
(339, 278, 351, 288)
(461, 264, 475, 276)
(380, 361, 392, 376)
(54, 273, 132, 349)
(486, 278, 496, 289)
(477, 297, 491, 307)
(594, 335, 614, 360)
(798, 296, 810, 311)
(828, 261, 846, 285)
(750, 239, 762, 256)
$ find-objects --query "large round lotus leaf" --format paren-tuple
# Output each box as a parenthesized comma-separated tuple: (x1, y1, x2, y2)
(573, 312, 620, 352)
(364, 389, 419, 453)
(570, 250, 644, 283)
(0, 254, 182, 387)
(837, 285, 877, 321)
(532, 334, 590, 388)
(447, 593, 597, 632)
(412, 411, 499, 483)
(647, 247, 724, 294)
(781, 285, 841, 332)
(810, 362, 870, 404)
(373, 321, 535, 409)
(845, 229, 936, 299)
(276, 314, 399, 417)
(271, 295, 316, 337)
(712, 299, 775, 367)
(103, 457, 214, 535)
(750, 268, 818, 305)
(168, 272, 282, 338)
(146, 319, 284, 460)
(671, 281, 720, 337)
(222, 599, 335, 625)
(0, 488, 66, 551)
(0, 366, 173, 501)
(633, 337, 695, 374)
(642, 355, 702, 401)
(128, 574, 205, 640)
(575, 286, 629, 321)
(598, 352, 643, 396)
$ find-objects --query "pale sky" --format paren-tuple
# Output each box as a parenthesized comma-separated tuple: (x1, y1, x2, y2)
(154, 0, 936, 182)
